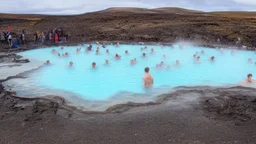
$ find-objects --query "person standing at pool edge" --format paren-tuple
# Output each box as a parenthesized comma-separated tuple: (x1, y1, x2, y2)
(143, 67, 154, 88)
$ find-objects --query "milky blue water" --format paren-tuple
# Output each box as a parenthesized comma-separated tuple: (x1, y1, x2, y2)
(16, 44, 256, 101)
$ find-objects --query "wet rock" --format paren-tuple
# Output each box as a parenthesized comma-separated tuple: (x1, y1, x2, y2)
(12, 58, 30, 63)
(201, 88, 256, 123)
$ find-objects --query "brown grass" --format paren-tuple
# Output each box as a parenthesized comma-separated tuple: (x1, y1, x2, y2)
(25, 18, 42, 21)
(211, 12, 256, 18)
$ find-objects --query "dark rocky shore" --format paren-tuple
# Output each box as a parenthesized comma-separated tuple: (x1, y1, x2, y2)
(0, 83, 256, 144)
(1, 8, 256, 143)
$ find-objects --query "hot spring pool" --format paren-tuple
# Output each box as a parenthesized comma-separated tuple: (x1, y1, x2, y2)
(4, 43, 256, 105)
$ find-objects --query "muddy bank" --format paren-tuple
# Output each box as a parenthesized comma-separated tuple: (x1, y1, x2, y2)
(201, 87, 256, 125)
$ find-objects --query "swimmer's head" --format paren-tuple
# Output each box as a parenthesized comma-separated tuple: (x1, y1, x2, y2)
(211, 56, 215, 61)
(106, 49, 109, 53)
(46, 60, 50, 64)
(61, 47, 64, 50)
(160, 61, 164, 65)
(193, 54, 196, 58)
(92, 62, 96, 68)
(176, 60, 180, 65)
(96, 49, 99, 54)
(125, 50, 128, 54)
(105, 60, 109, 64)
(197, 56, 200, 60)
(151, 48, 154, 52)
(201, 50, 205, 54)
(69, 61, 73, 67)
(134, 58, 137, 61)
(247, 74, 253, 82)
(143, 53, 146, 57)
(144, 67, 150, 73)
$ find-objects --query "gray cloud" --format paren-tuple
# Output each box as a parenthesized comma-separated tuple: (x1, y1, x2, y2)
(0, 0, 255, 15)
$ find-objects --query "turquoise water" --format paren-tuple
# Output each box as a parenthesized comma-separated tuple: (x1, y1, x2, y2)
(17, 44, 256, 101)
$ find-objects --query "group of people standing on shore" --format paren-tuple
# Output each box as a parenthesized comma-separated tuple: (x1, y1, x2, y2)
(0, 27, 69, 49)
(34, 28, 68, 44)
(0, 28, 26, 48)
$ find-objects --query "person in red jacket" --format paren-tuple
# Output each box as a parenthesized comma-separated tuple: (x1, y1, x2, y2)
(55, 33, 59, 43)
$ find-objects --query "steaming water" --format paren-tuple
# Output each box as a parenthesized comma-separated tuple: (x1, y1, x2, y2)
(3, 44, 256, 110)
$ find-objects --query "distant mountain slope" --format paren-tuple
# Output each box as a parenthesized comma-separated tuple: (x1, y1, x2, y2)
(152, 7, 203, 14)
(98, 7, 157, 13)
(99, 7, 204, 14)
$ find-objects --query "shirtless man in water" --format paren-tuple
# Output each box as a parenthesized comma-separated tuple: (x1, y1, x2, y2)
(240, 74, 255, 84)
(143, 67, 154, 88)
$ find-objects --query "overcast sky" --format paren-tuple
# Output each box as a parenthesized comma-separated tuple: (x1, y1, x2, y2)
(1, 0, 256, 15)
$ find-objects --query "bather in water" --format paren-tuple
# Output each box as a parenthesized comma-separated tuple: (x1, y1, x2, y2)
(143, 67, 154, 88)
(45, 60, 50, 65)
(115, 54, 121, 60)
(142, 53, 146, 58)
(96, 49, 100, 55)
(151, 48, 155, 54)
(92, 62, 97, 69)
(51, 49, 57, 54)
(176, 60, 180, 66)
(130, 58, 137, 65)
(210, 56, 215, 61)
(240, 74, 255, 84)
(69, 61, 73, 68)
(248, 58, 253, 63)
(105, 60, 109, 65)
